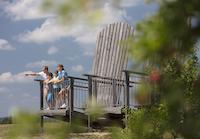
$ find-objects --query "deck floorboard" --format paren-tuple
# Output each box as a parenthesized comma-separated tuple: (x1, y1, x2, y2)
(40, 106, 122, 117)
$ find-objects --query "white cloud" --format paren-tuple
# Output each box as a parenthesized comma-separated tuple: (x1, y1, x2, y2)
(71, 65, 84, 73)
(2, 0, 140, 21)
(0, 71, 35, 84)
(101, 2, 131, 23)
(17, 18, 96, 44)
(18, 18, 68, 43)
(119, 0, 142, 7)
(17, 1, 132, 44)
(3, 0, 53, 21)
(14, 1, 136, 56)
(0, 39, 15, 51)
(26, 60, 57, 68)
(47, 46, 58, 55)
(75, 33, 95, 45)
(17, 2, 132, 58)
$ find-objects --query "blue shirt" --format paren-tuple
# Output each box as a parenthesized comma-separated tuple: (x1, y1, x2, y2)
(58, 70, 68, 88)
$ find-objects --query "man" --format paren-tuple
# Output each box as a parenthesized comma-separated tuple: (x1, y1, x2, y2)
(25, 66, 49, 109)
(25, 66, 49, 80)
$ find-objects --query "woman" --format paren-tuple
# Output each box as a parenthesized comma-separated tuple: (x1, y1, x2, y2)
(55, 64, 69, 109)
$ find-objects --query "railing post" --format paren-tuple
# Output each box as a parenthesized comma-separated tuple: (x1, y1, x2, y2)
(39, 81, 44, 128)
(88, 76, 93, 101)
(93, 80, 97, 100)
(87, 75, 93, 129)
(112, 79, 117, 106)
(40, 81, 44, 110)
(69, 77, 74, 124)
(124, 71, 130, 108)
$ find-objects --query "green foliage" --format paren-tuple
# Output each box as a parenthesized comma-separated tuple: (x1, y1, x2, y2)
(129, 0, 200, 65)
(114, 105, 170, 139)
(6, 110, 71, 139)
(41, 0, 119, 24)
(134, 81, 152, 105)
(121, 0, 200, 139)
(6, 111, 40, 139)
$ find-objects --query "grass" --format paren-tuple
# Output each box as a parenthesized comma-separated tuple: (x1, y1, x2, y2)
(0, 124, 10, 138)
(0, 124, 111, 139)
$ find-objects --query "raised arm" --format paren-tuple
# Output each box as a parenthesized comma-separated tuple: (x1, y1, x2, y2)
(48, 77, 58, 83)
(25, 73, 38, 76)
(55, 76, 64, 83)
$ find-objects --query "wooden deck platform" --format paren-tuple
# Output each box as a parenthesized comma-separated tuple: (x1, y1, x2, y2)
(40, 106, 122, 116)
(39, 106, 124, 128)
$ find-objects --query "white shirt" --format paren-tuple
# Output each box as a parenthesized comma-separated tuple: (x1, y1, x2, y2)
(38, 71, 47, 80)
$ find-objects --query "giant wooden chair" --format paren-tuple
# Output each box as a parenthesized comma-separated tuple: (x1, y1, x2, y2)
(89, 22, 134, 107)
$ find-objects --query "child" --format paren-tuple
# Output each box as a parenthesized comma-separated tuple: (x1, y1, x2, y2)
(49, 70, 61, 108)
(45, 72, 54, 110)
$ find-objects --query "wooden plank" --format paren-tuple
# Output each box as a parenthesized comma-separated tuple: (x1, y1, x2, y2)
(118, 23, 130, 78)
(94, 30, 103, 75)
(104, 24, 113, 77)
(113, 23, 127, 105)
(111, 22, 122, 79)
(102, 24, 113, 105)
(99, 25, 111, 104)
(99, 25, 110, 104)
(107, 23, 117, 78)
(91, 33, 100, 74)
(112, 22, 124, 106)
(118, 25, 131, 103)
(115, 23, 126, 79)
(96, 28, 105, 76)
(100, 26, 109, 77)
(114, 22, 123, 78)
(122, 26, 133, 75)
(117, 24, 130, 78)
(109, 23, 120, 77)
(105, 24, 116, 105)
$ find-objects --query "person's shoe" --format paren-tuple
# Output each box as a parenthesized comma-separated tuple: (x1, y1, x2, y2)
(45, 107, 50, 110)
(60, 103, 67, 109)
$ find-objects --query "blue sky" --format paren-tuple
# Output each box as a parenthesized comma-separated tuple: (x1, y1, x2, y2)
(0, 0, 158, 117)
